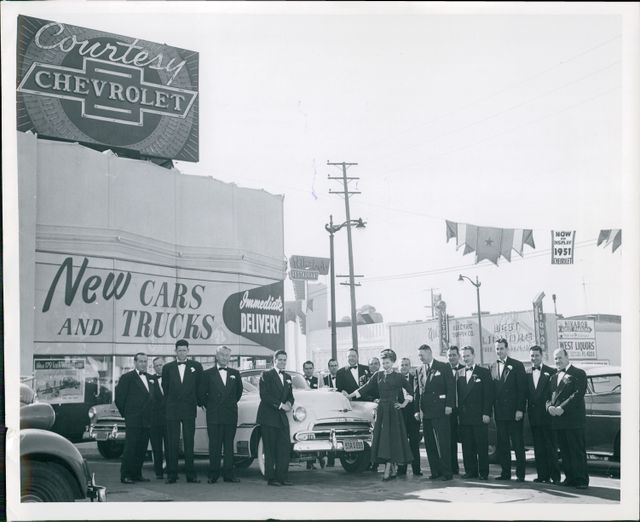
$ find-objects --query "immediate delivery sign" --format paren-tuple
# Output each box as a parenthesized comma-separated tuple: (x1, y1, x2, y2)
(16, 16, 199, 161)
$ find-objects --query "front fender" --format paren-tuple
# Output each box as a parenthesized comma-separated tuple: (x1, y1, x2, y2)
(20, 428, 87, 495)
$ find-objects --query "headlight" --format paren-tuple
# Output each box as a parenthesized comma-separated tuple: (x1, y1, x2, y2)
(293, 406, 307, 422)
(88, 407, 97, 421)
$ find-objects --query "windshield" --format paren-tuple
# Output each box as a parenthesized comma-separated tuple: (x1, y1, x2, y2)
(241, 371, 309, 392)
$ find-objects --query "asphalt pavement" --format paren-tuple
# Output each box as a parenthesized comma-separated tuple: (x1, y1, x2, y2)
(76, 443, 620, 504)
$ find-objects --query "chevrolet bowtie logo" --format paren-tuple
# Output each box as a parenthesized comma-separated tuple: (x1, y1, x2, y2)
(18, 57, 198, 127)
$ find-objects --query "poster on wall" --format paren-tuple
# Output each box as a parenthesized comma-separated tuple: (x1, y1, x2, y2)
(16, 15, 199, 161)
(33, 359, 85, 404)
(556, 318, 597, 359)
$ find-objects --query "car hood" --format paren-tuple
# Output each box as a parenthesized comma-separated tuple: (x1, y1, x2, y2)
(293, 389, 376, 422)
(92, 403, 123, 423)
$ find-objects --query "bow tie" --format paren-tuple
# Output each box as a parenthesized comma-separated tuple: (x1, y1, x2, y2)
(279, 370, 286, 375)
(177, 362, 186, 366)
(532, 366, 541, 371)
(350, 366, 358, 370)
(465, 367, 473, 372)
(497, 360, 505, 365)
(218, 367, 227, 371)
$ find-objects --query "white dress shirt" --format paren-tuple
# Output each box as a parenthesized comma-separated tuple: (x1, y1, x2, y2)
(465, 365, 475, 383)
(137, 370, 149, 392)
(218, 365, 228, 385)
(349, 366, 359, 384)
(532, 366, 541, 389)
(178, 361, 187, 383)
(497, 359, 506, 377)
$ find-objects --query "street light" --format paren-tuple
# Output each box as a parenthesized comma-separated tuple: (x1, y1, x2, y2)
(458, 274, 484, 365)
(325, 215, 366, 361)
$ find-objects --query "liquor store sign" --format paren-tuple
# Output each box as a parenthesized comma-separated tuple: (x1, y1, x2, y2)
(16, 16, 199, 161)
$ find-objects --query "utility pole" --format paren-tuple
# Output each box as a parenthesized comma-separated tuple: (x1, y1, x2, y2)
(328, 161, 362, 352)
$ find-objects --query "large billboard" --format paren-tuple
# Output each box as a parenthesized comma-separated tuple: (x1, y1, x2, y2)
(556, 318, 597, 359)
(16, 16, 199, 161)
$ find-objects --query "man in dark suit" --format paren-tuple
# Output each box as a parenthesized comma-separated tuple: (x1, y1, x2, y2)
(302, 360, 318, 389)
(148, 356, 167, 480)
(546, 348, 589, 489)
(414, 344, 455, 481)
(323, 358, 339, 389)
(335, 349, 371, 398)
(526, 345, 560, 484)
(256, 350, 295, 486)
(199, 345, 243, 484)
(446, 346, 465, 475)
(114, 352, 153, 484)
(397, 357, 422, 477)
(162, 339, 203, 484)
(490, 338, 527, 481)
(457, 346, 493, 480)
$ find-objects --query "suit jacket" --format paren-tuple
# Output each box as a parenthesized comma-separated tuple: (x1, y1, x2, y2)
(456, 365, 493, 426)
(256, 368, 295, 429)
(199, 365, 243, 425)
(161, 359, 204, 420)
(148, 374, 166, 427)
(335, 364, 371, 395)
(323, 374, 337, 389)
(114, 370, 153, 428)
(490, 356, 527, 421)
(304, 376, 319, 389)
(414, 359, 456, 418)
(400, 372, 420, 426)
(546, 364, 587, 430)
(526, 364, 555, 426)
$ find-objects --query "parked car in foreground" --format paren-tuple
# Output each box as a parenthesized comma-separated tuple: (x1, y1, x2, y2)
(487, 365, 621, 463)
(20, 383, 106, 502)
(89, 369, 377, 473)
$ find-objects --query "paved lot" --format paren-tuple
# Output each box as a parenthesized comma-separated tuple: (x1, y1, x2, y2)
(77, 443, 619, 504)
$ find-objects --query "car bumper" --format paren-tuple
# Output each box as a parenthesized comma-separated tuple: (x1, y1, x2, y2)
(293, 428, 372, 453)
(82, 460, 107, 502)
(89, 425, 126, 441)
(293, 438, 370, 453)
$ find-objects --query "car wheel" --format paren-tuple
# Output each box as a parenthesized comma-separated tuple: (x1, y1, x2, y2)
(488, 444, 498, 464)
(97, 440, 125, 459)
(21, 461, 78, 502)
(340, 444, 371, 473)
(257, 437, 266, 477)
(234, 458, 255, 469)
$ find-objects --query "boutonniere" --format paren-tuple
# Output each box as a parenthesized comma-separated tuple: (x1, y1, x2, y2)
(434, 370, 441, 377)
(474, 378, 481, 383)
(286, 379, 292, 384)
(190, 367, 195, 373)
(562, 373, 571, 383)
(230, 375, 236, 380)
(507, 365, 513, 370)
(544, 372, 550, 377)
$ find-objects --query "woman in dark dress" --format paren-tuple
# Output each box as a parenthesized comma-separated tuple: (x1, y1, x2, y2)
(344, 349, 413, 480)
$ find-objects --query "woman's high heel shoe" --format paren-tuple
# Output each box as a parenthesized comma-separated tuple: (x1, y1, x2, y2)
(382, 464, 392, 481)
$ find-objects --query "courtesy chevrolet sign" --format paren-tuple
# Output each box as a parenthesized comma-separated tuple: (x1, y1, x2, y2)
(16, 16, 199, 161)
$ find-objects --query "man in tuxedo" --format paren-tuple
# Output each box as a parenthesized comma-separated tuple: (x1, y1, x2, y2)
(199, 345, 243, 484)
(397, 357, 422, 477)
(526, 345, 560, 484)
(257, 350, 295, 486)
(302, 361, 318, 389)
(162, 339, 203, 484)
(368, 357, 380, 375)
(446, 346, 465, 475)
(148, 357, 167, 480)
(114, 352, 153, 484)
(457, 346, 493, 480)
(414, 344, 455, 481)
(336, 349, 371, 398)
(491, 338, 527, 482)
(323, 358, 339, 389)
(546, 348, 589, 489)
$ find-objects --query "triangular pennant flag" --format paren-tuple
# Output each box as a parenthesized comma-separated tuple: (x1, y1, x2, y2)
(512, 228, 524, 256)
(612, 230, 622, 253)
(465, 224, 478, 254)
(446, 220, 458, 242)
(604, 229, 618, 249)
(463, 244, 474, 255)
(523, 229, 535, 249)
(500, 228, 514, 262)
(597, 229, 611, 246)
(456, 223, 467, 251)
(307, 299, 314, 312)
(476, 226, 503, 265)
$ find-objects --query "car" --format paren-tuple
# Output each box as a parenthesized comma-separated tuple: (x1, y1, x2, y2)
(20, 382, 106, 502)
(486, 365, 621, 463)
(89, 369, 377, 474)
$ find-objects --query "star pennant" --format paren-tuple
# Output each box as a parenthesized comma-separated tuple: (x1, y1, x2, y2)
(446, 221, 535, 265)
(597, 229, 622, 253)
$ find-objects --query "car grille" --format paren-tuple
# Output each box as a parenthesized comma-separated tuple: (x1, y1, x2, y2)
(312, 421, 371, 439)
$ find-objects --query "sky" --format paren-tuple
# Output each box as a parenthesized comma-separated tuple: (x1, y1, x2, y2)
(2, 3, 629, 323)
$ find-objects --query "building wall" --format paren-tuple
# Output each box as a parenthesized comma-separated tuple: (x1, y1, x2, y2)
(19, 133, 285, 380)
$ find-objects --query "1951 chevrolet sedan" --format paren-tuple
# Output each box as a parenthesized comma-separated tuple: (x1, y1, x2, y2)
(89, 369, 377, 474)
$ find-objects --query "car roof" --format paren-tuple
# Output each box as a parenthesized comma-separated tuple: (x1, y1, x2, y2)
(584, 365, 621, 376)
